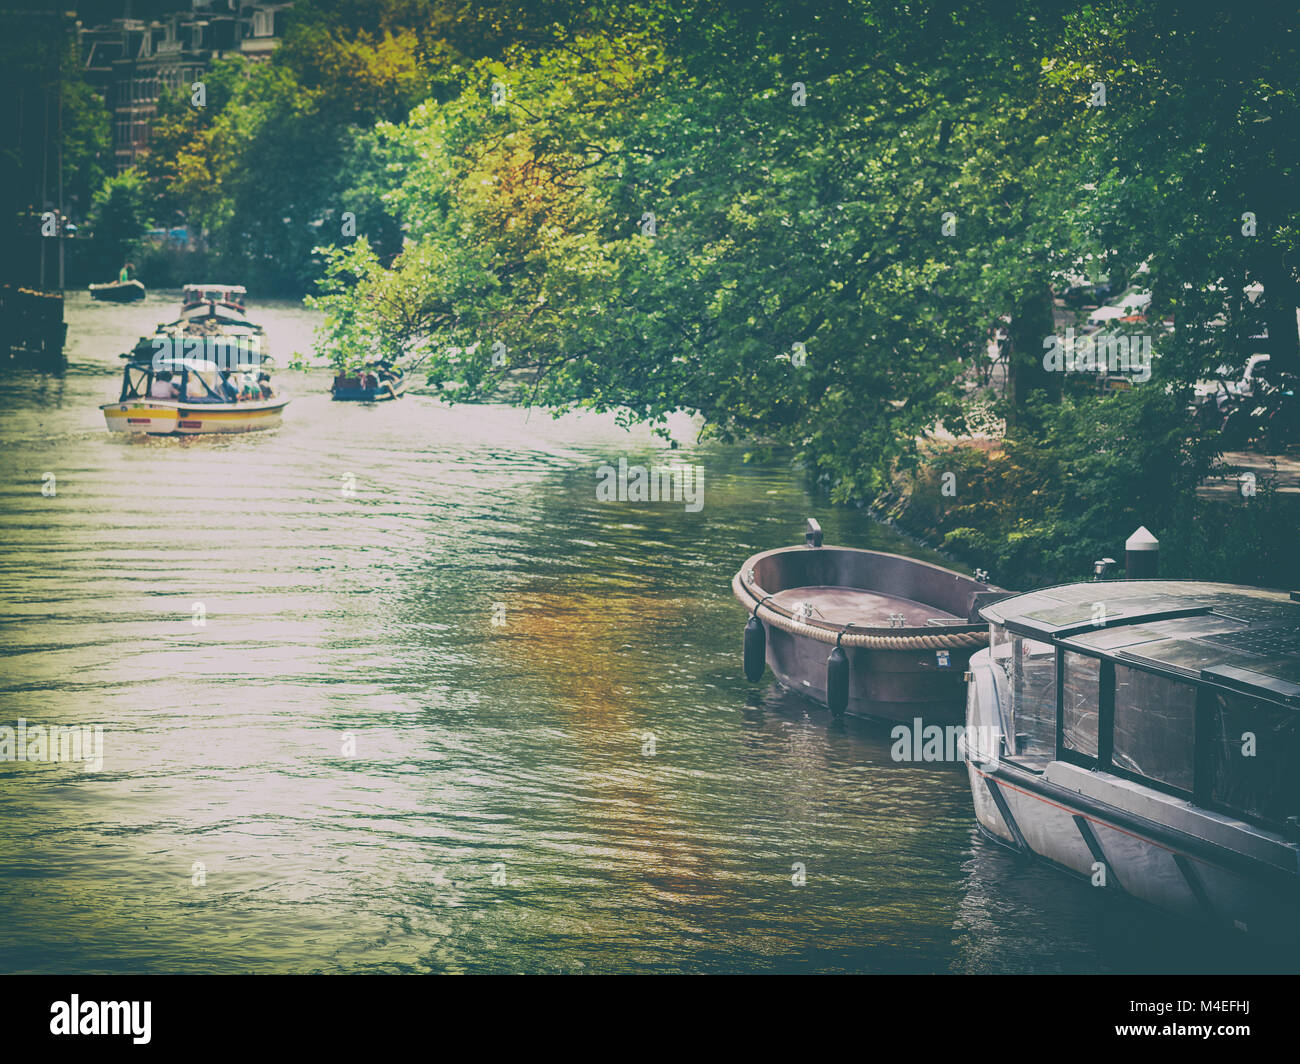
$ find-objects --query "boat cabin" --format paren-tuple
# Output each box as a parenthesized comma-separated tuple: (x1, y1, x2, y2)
(979, 580, 1300, 836)
(119, 355, 237, 404)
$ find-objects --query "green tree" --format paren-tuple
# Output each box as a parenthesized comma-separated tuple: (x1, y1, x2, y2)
(87, 169, 149, 276)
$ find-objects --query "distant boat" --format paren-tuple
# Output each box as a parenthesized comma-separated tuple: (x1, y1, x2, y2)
(89, 279, 146, 303)
(331, 363, 406, 401)
(179, 283, 251, 325)
(126, 282, 270, 368)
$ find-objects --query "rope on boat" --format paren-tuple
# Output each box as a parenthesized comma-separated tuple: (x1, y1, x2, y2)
(733, 575, 989, 650)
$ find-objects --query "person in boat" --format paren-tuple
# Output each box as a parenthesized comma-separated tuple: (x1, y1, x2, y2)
(219, 371, 242, 402)
(258, 372, 273, 400)
(149, 370, 179, 400)
(238, 373, 262, 402)
(118, 263, 134, 283)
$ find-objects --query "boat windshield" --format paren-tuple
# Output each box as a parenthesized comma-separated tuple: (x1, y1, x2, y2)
(989, 623, 1056, 770)
(182, 366, 226, 401)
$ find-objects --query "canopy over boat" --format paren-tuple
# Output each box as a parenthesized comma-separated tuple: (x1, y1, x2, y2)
(982, 580, 1300, 706)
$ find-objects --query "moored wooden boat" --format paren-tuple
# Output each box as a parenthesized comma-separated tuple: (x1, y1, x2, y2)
(734, 519, 1007, 722)
(89, 279, 146, 302)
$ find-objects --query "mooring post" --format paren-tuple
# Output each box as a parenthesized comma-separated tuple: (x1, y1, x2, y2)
(1125, 526, 1159, 579)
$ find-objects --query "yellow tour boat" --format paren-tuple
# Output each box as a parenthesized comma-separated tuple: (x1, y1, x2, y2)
(101, 354, 289, 435)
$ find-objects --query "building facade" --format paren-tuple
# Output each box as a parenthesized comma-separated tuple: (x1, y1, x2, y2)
(78, 1, 293, 173)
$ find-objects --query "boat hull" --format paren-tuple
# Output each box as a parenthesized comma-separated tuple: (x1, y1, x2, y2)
(963, 647, 1300, 943)
(331, 376, 406, 401)
(764, 621, 980, 722)
(101, 397, 289, 434)
(89, 280, 146, 303)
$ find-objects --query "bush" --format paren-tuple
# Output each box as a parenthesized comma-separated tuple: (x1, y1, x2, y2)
(894, 387, 1298, 591)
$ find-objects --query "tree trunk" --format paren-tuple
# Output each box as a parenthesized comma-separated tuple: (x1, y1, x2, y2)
(1006, 285, 1059, 428)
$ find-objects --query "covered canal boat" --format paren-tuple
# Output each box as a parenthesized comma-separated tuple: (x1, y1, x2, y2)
(734, 519, 1006, 722)
(963, 579, 1300, 941)
(101, 353, 289, 435)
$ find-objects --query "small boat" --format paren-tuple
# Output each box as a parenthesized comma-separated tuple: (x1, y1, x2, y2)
(89, 279, 146, 303)
(734, 519, 1006, 721)
(180, 283, 251, 325)
(100, 352, 289, 435)
(331, 363, 406, 401)
(963, 577, 1300, 942)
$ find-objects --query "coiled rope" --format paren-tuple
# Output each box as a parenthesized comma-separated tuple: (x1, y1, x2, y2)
(732, 574, 989, 650)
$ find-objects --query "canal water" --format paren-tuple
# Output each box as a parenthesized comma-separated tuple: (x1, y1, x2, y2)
(0, 292, 1291, 973)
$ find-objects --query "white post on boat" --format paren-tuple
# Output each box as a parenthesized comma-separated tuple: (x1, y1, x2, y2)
(1125, 526, 1159, 579)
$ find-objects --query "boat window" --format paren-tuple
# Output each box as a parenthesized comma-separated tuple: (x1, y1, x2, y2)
(1062, 652, 1100, 759)
(1206, 689, 1300, 829)
(183, 367, 224, 400)
(1112, 664, 1196, 792)
(989, 625, 1056, 767)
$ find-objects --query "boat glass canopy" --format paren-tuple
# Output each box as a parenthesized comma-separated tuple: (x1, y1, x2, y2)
(980, 580, 1300, 830)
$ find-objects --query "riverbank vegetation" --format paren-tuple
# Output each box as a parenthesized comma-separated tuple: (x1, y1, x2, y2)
(85, 1, 1300, 586)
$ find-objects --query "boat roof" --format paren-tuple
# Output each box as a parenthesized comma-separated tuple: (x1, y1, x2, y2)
(127, 356, 225, 373)
(982, 580, 1300, 705)
(184, 283, 247, 293)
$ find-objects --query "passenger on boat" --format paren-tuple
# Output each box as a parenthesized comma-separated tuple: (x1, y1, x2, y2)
(258, 372, 273, 400)
(238, 374, 262, 402)
(149, 370, 179, 400)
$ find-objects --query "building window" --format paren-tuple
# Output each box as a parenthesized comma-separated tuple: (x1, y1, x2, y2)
(253, 10, 273, 37)
(1062, 652, 1100, 760)
(1112, 664, 1196, 792)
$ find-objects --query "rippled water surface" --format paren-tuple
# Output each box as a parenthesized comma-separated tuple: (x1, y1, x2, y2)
(0, 292, 1291, 973)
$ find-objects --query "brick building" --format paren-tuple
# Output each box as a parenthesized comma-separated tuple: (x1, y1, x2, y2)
(78, 1, 293, 173)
